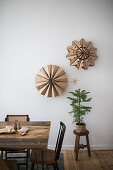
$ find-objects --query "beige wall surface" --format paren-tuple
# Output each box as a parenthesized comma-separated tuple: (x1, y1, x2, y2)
(0, 0, 113, 150)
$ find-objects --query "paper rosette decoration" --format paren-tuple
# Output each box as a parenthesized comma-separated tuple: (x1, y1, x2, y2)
(66, 38, 98, 70)
(35, 65, 67, 97)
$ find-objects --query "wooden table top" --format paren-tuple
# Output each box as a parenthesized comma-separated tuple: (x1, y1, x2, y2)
(0, 121, 51, 149)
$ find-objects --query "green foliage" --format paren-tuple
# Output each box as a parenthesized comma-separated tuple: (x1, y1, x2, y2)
(67, 89, 92, 124)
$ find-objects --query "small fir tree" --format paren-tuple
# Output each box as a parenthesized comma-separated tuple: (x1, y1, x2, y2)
(67, 89, 92, 124)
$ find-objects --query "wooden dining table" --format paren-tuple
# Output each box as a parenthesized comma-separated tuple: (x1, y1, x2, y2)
(0, 121, 51, 150)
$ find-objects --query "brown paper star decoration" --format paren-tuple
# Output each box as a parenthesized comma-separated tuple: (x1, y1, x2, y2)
(35, 65, 67, 97)
(66, 38, 98, 70)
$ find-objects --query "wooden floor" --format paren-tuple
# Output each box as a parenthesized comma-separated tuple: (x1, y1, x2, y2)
(62, 150, 113, 170)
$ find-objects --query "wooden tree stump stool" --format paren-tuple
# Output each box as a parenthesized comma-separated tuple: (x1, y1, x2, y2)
(73, 130, 91, 161)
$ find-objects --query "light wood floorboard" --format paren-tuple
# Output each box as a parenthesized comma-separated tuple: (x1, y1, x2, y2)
(62, 150, 113, 170)
(1, 150, 113, 169)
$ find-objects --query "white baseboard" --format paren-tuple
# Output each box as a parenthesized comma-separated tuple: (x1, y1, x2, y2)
(90, 145, 113, 150)
(48, 145, 113, 150)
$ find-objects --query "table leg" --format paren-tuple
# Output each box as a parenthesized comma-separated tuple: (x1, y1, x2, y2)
(0, 150, 3, 158)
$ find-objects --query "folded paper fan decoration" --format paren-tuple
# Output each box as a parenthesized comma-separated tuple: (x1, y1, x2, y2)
(66, 38, 98, 70)
(35, 65, 67, 97)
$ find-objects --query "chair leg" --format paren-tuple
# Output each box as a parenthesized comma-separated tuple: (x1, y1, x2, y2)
(56, 163, 59, 170)
(28, 149, 30, 157)
(46, 165, 49, 168)
(37, 164, 39, 170)
(31, 163, 35, 170)
(17, 164, 20, 170)
(26, 163, 28, 170)
(26, 150, 29, 170)
(41, 150, 44, 170)
(5, 151, 7, 160)
(53, 164, 57, 170)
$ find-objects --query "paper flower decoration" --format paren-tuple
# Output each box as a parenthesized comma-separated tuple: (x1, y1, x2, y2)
(66, 38, 98, 70)
(35, 65, 67, 97)
(71, 77, 78, 85)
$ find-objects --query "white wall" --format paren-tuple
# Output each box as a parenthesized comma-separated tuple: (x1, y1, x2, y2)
(0, 0, 113, 150)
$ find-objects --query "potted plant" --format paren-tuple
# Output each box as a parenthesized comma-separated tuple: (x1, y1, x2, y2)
(67, 89, 92, 132)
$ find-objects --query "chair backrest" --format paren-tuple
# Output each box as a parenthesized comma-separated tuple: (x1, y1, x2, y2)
(55, 121, 66, 160)
(0, 156, 9, 170)
(5, 115, 30, 122)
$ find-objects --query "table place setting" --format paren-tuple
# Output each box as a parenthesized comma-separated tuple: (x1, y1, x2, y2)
(0, 120, 29, 136)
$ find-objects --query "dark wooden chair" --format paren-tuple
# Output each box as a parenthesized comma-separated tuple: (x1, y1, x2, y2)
(5, 115, 30, 122)
(0, 156, 17, 170)
(30, 121, 66, 170)
(3, 115, 30, 170)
